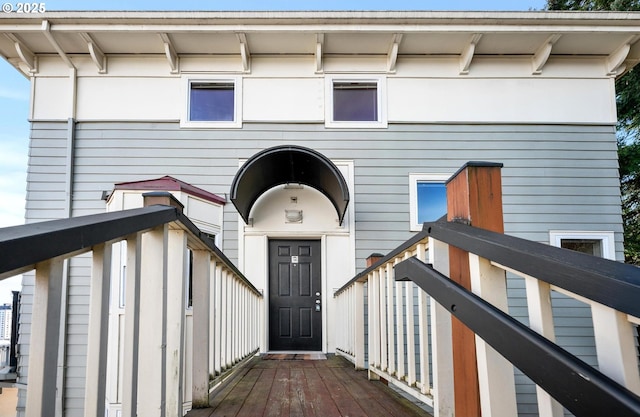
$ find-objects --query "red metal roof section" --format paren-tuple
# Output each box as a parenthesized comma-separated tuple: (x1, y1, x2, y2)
(114, 176, 226, 205)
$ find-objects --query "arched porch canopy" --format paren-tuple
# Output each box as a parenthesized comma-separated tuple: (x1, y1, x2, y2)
(230, 145, 350, 225)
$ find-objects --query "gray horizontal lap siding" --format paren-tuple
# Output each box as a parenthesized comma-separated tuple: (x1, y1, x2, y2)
(23, 121, 621, 417)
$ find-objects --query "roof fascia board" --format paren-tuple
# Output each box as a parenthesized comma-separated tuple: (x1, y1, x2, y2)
(26, 24, 640, 34)
(1, 10, 640, 20)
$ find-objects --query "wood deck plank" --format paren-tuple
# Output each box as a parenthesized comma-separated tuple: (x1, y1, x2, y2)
(303, 366, 342, 417)
(289, 367, 311, 417)
(334, 366, 429, 417)
(209, 368, 262, 417)
(208, 362, 255, 411)
(187, 355, 433, 417)
(316, 365, 369, 417)
(264, 366, 291, 417)
(184, 409, 214, 417)
(235, 367, 277, 416)
(329, 366, 392, 417)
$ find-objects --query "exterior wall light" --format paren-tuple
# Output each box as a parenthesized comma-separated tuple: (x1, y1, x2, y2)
(285, 209, 303, 223)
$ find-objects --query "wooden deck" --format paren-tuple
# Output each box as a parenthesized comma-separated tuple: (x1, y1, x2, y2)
(186, 354, 433, 417)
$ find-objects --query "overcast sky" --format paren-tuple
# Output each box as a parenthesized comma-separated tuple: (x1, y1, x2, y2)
(0, 0, 547, 303)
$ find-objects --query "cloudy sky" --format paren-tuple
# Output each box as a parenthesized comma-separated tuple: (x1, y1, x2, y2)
(0, 0, 547, 303)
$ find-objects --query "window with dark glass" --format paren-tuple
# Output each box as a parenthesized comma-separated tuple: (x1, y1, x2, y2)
(560, 239, 603, 257)
(333, 82, 378, 122)
(189, 82, 235, 122)
(416, 182, 447, 223)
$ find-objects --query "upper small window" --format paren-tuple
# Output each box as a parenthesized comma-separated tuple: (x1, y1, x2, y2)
(409, 174, 449, 231)
(182, 77, 242, 128)
(333, 82, 378, 122)
(326, 76, 387, 128)
(190, 82, 234, 121)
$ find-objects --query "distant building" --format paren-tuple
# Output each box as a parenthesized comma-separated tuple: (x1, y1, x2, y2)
(0, 304, 11, 341)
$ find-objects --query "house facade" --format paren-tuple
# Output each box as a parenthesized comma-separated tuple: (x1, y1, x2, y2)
(1, 10, 639, 417)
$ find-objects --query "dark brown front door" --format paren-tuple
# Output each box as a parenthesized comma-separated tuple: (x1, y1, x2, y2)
(269, 239, 322, 351)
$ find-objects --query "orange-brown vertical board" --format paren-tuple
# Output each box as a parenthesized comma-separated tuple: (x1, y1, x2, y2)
(446, 168, 470, 223)
(448, 245, 481, 416)
(467, 166, 504, 233)
(445, 162, 504, 417)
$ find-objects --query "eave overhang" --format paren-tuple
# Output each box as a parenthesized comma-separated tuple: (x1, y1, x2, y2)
(230, 145, 349, 226)
(2, 11, 640, 77)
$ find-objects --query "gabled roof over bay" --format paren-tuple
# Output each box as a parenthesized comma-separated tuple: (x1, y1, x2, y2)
(1, 11, 640, 76)
(114, 176, 227, 205)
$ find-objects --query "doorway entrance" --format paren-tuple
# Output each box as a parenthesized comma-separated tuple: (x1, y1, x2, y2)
(268, 239, 322, 351)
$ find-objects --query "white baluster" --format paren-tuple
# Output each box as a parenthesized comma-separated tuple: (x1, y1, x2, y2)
(122, 233, 142, 417)
(468, 254, 517, 417)
(592, 303, 640, 395)
(26, 258, 64, 417)
(428, 237, 454, 417)
(394, 258, 406, 380)
(85, 243, 113, 417)
(354, 281, 366, 369)
(416, 242, 431, 395)
(191, 250, 211, 408)
(386, 262, 396, 375)
(138, 225, 169, 417)
(525, 276, 563, 417)
(165, 230, 187, 417)
(214, 263, 223, 375)
(379, 267, 388, 371)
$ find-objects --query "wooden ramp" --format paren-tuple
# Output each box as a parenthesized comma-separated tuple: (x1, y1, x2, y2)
(186, 354, 433, 417)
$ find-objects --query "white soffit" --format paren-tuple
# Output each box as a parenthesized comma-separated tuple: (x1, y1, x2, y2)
(246, 32, 316, 54)
(2, 11, 640, 73)
(170, 32, 241, 54)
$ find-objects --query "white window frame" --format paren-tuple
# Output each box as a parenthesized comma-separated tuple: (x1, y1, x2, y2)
(181, 76, 242, 128)
(549, 230, 616, 260)
(325, 75, 387, 128)
(409, 173, 450, 232)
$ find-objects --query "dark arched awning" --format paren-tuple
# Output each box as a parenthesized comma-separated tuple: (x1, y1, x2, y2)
(230, 145, 350, 225)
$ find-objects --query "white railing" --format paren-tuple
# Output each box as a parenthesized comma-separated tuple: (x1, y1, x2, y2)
(336, 227, 640, 417)
(334, 232, 445, 410)
(497, 257, 640, 417)
(0, 192, 262, 417)
(335, 162, 640, 417)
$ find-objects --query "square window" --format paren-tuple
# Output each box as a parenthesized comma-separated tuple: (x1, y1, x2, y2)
(189, 82, 235, 122)
(182, 77, 242, 128)
(325, 76, 387, 128)
(333, 82, 378, 122)
(417, 182, 447, 224)
(409, 174, 450, 231)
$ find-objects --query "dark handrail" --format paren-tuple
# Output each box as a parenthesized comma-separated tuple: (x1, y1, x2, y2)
(0, 205, 178, 277)
(395, 257, 640, 417)
(423, 220, 640, 318)
(0, 205, 262, 296)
